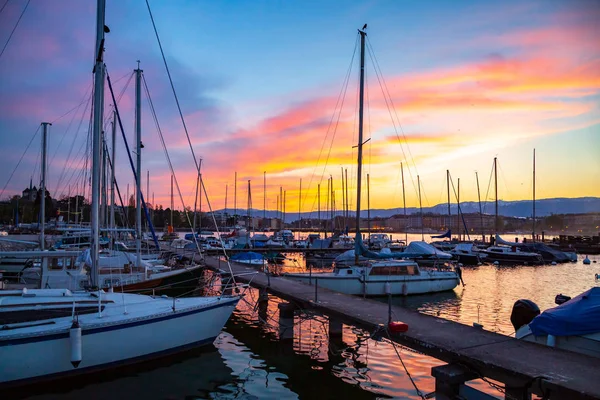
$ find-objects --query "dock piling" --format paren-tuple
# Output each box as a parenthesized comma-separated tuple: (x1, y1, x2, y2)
(431, 364, 477, 400)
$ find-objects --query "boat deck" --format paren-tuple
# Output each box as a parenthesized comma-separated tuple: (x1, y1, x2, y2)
(205, 256, 600, 400)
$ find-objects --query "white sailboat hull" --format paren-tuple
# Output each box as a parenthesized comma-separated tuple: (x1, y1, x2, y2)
(0, 291, 239, 386)
(285, 272, 459, 296)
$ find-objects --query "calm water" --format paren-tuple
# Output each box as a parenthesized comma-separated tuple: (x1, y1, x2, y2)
(18, 234, 600, 400)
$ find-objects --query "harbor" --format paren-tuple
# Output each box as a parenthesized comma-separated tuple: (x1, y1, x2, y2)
(1, 0, 600, 399)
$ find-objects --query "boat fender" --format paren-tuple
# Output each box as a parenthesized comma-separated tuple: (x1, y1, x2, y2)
(402, 283, 408, 296)
(70, 320, 82, 368)
(384, 282, 391, 295)
(388, 321, 408, 333)
(546, 334, 556, 347)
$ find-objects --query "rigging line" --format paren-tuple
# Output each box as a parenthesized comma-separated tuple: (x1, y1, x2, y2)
(384, 329, 426, 400)
(303, 33, 359, 215)
(0, 124, 40, 200)
(49, 83, 93, 174)
(366, 38, 419, 198)
(54, 88, 94, 195)
(141, 73, 203, 255)
(0, 0, 30, 61)
(49, 81, 94, 124)
(145, 0, 201, 176)
(482, 159, 495, 216)
(0, 0, 10, 15)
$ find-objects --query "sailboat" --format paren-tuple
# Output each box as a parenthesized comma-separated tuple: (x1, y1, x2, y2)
(0, 0, 240, 387)
(476, 158, 543, 265)
(284, 27, 460, 296)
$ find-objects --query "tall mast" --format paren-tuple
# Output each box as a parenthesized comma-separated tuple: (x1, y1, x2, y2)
(325, 178, 330, 238)
(418, 174, 423, 241)
(318, 183, 321, 232)
(401, 162, 407, 243)
(457, 177, 461, 241)
(198, 173, 202, 231)
(494, 157, 498, 238)
(475, 171, 484, 242)
(247, 180, 252, 231)
(135, 64, 142, 268)
(298, 178, 302, 233)
(354, 27, 367, 263)
(146, 169, 150, 233)
(446, 169, 451, 238)
(263, 171, 266, 220)
(341, 167, 345, 230)
(110, 111, 116, 239)
(533, 148, 536, 242)
(345, 168, 349, 222)
(193, 173, 199, 232)
(279, 186, 283, 229)
(367, 173, 371, 239)
(40, 122, 50, 250)
(283, 190, 286, 228)
(224, 184, 228, 225)
(234, 171, 237, 222)
(90, 0, 106, 287)
(170, 174, 173, 228)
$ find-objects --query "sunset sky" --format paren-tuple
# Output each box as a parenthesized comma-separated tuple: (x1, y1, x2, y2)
(0, 0, 598, 217)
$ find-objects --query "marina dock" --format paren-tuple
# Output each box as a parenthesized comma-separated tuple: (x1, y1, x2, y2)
(204, 256, 600, 400)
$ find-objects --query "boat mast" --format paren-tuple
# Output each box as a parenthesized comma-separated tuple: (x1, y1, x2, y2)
(367, 173, 371, 239)
(234, 171, 237, 223)
(263, 171, 266, 220)
(494, 157, 498, 241)
(401, 162, 407, 243)
(224, 184, 228, 226)
(135, 63, 142, 268)
(110, 111, 116, 243)
(325, 178, 330, 238)
(475, 171, 484, 242)
(418, 174, 424, 241)
(170, 174, 173, 228)
(40, 122, 50, 250)
(298, 178, 302, 234)
(345, 168, 349, 223)
(318, 183, 321, 232)
(446, 169, 450, 240)
(354, 27, 367, 263)
(90, 0, 106, 287)
(533, 148, 536, 242)
(457, 178, 461, 241)
(341, 167, 345, 230)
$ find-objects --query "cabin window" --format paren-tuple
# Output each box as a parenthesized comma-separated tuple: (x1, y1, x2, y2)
(49, 258, 62, 270)
(347, 270, 353, 275)
(66, 257, 78, 270)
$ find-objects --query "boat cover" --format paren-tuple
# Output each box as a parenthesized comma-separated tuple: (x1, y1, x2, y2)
(230, 252, 264, 261)
(529, 287, 600, 336)
(431, 229, 451, 239)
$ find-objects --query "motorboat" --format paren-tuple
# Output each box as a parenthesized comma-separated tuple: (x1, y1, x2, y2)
(511, 288, 600, 358)
(450, 243, 486, 265)
(477, 245, 543, 265)
(285, 257, 459, 296)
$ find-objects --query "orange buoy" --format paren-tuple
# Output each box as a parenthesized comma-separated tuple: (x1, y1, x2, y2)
(388, 321, 409, 333)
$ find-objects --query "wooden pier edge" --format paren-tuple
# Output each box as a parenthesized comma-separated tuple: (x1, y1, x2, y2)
(204, 256, 600, 400)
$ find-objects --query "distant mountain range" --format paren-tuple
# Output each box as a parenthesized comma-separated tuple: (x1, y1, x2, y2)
(218, 197, 600, 223)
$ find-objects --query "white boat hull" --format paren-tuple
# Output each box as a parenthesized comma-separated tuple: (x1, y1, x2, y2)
(285, 272, 459, 296)
(0, 292, 239, 386)
(516, 325, 600, 358)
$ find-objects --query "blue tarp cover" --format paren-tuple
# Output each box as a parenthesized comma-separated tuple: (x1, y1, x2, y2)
(529, 287, 600, 336)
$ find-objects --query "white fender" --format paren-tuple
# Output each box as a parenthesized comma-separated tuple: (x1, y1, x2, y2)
(70, 320, 82, 368)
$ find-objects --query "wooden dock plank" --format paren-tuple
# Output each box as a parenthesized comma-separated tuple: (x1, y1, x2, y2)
(205, 256, 600, 399)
